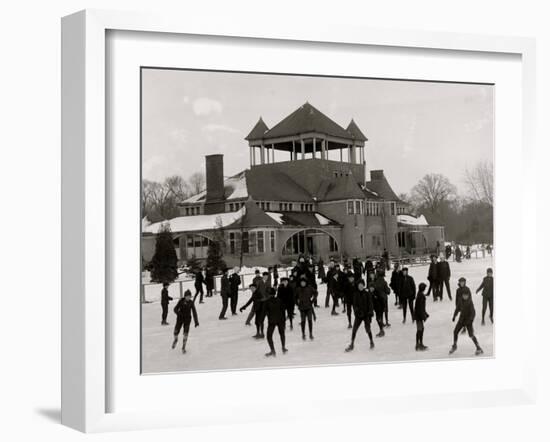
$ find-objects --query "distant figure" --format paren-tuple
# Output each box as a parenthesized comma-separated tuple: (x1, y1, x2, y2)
(414, 283, 429, 351)
(486, 244, 493, 256)
(476, 268, 494, 325)
(229, 267, 241, 315)
(277, 277, 295, 330)
(450, 278, 483, 356)
(272, 264, 279, 288)
(205, 267, 214, 298)
(160, 282, 173, 326)
(465, 245, 471, 259)
(218, 268, 230, 320)
(399, 267, 416, 324)
(342, 272, 356, 329)
(193, 268, 205, 304)
(437, 256, 452, 301)
(296, 277, 315, 341)
(427, 255, 440, 300)
(455, 246, 463, 263)
(390, 262, 403, 308)
(171, 290, 199, 354)
(373, 269, 391, 332)
(317, 258, 326, 283)
(436, 241, 441, 257)
(382, 249, 390, 271)
(445, 244, 453, 260)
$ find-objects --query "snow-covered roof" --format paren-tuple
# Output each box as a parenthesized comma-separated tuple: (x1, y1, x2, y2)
(182, 172, 248, 204)
(397, 214, 429, 226)
(314, 213, 332, 225)
(143, 207, 246, 234)
(265, 212, 285, 225)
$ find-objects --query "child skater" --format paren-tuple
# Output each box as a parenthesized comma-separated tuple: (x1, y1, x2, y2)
(264, 288, 288, 357)
(450, 278, 483, 355)
(160, 282, 173, 326)
(476, 268, 494, 325)
(345, 279, 375, 352)
(295, 277, 315, 340)
(414, 283, 429, 351)
(277, 277, 295, 330)
(171, 290, 199, 354)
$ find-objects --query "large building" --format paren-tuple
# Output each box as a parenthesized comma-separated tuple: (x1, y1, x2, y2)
(142, 103, 445, 266)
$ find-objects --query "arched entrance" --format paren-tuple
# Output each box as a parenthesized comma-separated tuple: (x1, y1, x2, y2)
(282, 229, 339, 258)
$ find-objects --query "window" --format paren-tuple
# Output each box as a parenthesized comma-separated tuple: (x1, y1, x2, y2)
(229, 203, 234, 212)
(372, 235, 382, 248)
(329, 235, 338, 252)
(242, 232, 249, 254)
(279, 203, 284, 211)
(257, 231, 265, 253)
(270, 231, 276, 252)
(288, 203, 293, 211)
(185, 207, 189, 216)
(229, 232, 236, 255)
(355, 200, 362, 214)
(390, 202, 396, 216)
(360, 234, 364, 249)
(347, 201, 354, 215)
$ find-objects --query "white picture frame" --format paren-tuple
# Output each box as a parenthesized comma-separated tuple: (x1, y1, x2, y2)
(61, 9, 537, 433)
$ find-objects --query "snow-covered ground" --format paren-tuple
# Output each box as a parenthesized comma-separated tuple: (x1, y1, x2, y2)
(141, 256, 494, 374)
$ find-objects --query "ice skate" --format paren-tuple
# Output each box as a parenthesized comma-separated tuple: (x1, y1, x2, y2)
(449, 344, 457, 354)
(171, 337, 178, 349)
(265, 351, 276, 357)
(418, 344, 428, 351)
(347, 323, 352, 329)
(282, 348, 288, 354)
(369, 341, 375, 349)
(309, 334, 314, 340)
(331, 311, 339, 316)
(302, 333, 306, 341)
(181, 348, 187, 354)
(481, 319, 486, 326)
(345, 344, 354, 352)
(385, 322, 391, 328)
(376, 330, 385, 338)
(475, 347, 484, 356)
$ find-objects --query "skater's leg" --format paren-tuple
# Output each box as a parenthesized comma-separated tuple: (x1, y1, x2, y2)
(161, 304, 168, 324)
(350, 317, 361, 344)
(300, 309, 306, 337)
(266, 323, 276, 353)
(246, 305, 256, 325)
(481, 297, 488, 323)
(453, 321, 461, 345)
(409, 299, 415, 320)
(346, 301, 352, 326)
(445, 280, 452, 300)
(278, 323, 287, 351)
(307, 310, 313, 337)
(365, 319, 374, 345)
(181, 321, 191, 352)
(488, 295, 494, 323)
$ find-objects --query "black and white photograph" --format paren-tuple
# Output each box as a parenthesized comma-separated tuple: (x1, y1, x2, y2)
(140, 68, 495, 374)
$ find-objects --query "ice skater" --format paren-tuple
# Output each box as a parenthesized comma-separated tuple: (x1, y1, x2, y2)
(414, 283, 429, 351)
(450, 277, 483, 355)
(295, 277, 315, 340)
(399, 267, 416, 323)
(436, 255, 452, 301)
(476, 268, 494, 325)
(345, 279, 375, 352)
(229, 267, 241, 315)
(372, 269, 390, 335)
(171, 290, 199, 354)
(390, 262, 403, 307)
(240, 283, 259, 328)
(277, 277, 295, 330)
(193, 267, 206, 304)
(342, 272, 356, 328)
(264, 288, 288, 357)
(160, 282, 173, 325)
(427, 255, 440, 300)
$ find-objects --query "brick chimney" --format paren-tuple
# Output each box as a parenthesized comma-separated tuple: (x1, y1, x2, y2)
(205, 154, 224, 202)
(370, 170, 385, 180)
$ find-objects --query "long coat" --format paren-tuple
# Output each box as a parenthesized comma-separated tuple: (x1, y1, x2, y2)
(264, 296, 285, 324)
(437, 261, 451, 281)
(476, 276, 493, 298)
(352, 289, 374, 319)
(400, 275, 416, 299)
(414, 292, 429, 321)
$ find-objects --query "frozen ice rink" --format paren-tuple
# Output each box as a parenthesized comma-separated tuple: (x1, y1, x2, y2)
(141, 256, 494, 374)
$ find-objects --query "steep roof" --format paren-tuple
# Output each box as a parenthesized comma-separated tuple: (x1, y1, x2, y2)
(226, 199, 281, 228)
(245, 117, 269, 141)
(245, 167, 313, 202)
(346, 119, 368, 141)
(261, 102, 352, 140)
(315, 172, 368, 201)
(365, 170, 401, 201)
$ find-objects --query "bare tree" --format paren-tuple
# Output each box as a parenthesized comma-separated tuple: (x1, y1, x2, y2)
(411, 173, 457, 214)
(188, 172, 206, 195)
(465, 161, 493, 207)
(164, 175, 190, 201)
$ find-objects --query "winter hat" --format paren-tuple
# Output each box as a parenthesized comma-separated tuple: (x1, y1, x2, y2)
(458, 277, 466, 283)
(184, 289, 192, 298)
(418, 282, 427, 292)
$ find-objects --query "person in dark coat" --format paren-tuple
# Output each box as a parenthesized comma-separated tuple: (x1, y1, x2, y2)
(455, 246, 462, 263)
(390, 262, 403, 308)
(264, 288, 288, 357)
(306, 264, 319, 307)
(414, 283, 429, 351)
(239, 284, 260, 331)
(427, 255, 440, 300)
(325, 262, 336, 308)
(436, 256, 452, 301)
(193, 268, 206, 304)
(205, 267, 214, 297)
(445, 244, 453, 260)
(317, 258, 326, 284)
(252, 272, 270, 338)
(345, 279, 375, 351)
(277, 277, 295, 330)
(229, 268, 241, 315)
(372, 269, 391, 334)
(272, 265, 279, 288)
(399, 267, 416, 323)
(327, 265, 342, 315)
(365, 259, 374, 277)
(476, 268, 494, 325)
(450, 278, 483, 355)
(352, 258, 363, 281)
(295, 277, 315, 340)
(160, 282, 173, 325)
(382, 249, 390, 271)
(342, 272, 356, 329)
(218, 268, 230, 320)
(171, 290, 199, 354)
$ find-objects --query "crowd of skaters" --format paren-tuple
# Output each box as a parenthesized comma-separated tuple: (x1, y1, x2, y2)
(158, 251, 493, 357)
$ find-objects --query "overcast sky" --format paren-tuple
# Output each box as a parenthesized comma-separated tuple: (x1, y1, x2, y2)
(142, 68, 493, 195)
